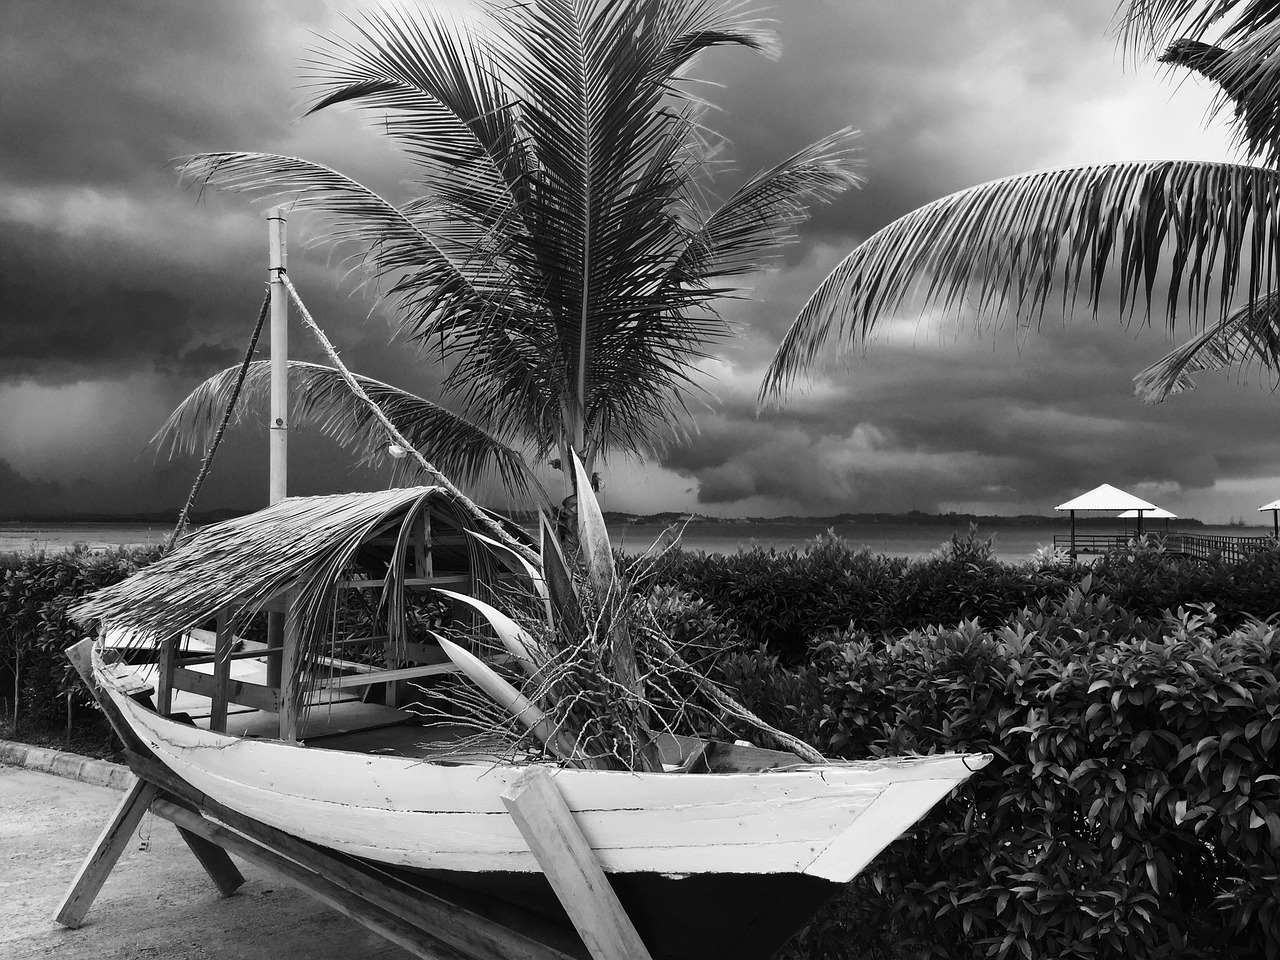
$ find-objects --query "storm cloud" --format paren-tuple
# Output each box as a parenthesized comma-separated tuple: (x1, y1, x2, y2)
(0, 0, 1271, 522)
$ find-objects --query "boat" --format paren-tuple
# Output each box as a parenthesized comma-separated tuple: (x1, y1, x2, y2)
(67, 484, 990, 960)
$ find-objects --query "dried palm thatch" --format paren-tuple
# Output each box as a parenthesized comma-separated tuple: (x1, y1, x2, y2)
(70, 486, 500, 699)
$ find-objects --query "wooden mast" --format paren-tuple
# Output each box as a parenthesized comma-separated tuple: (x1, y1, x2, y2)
(265, 207, 300, 740)
(268, 206, 288, 504)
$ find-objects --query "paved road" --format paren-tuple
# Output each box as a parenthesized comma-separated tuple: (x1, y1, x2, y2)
(0, 765, 410, 960)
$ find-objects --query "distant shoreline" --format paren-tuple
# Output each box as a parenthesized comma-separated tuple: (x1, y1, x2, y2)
(0, 509, 1254, 530)
(605, 511, 1222, 529)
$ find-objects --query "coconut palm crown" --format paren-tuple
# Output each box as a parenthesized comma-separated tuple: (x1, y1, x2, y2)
(166, 0, 862, 498)
(759, 0, 1280, 406)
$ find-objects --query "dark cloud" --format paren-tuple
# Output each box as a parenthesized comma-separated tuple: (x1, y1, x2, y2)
(0, 2, 316, 190)
(0, 458, 64, 516)
(660, 318, 1274, 515)
(0, 1, 1270, 522)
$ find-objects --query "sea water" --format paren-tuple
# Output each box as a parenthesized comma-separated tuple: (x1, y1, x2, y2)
(5, 518, 1264, 563)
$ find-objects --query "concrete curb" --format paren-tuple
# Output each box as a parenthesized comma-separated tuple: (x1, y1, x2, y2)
(0, 739, 133, 791)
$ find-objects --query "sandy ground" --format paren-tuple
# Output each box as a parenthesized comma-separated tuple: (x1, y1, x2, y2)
(0, 765, 410, 960)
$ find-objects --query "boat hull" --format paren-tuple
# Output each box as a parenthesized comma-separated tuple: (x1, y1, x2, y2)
(92, 648, 986, 959)
(408, 866, 840, 960)
(106, 676, 979, 880)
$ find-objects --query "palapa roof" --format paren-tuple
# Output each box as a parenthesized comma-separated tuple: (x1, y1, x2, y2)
(71, 486, 474, 637)
(1055, 483, 1159, 512)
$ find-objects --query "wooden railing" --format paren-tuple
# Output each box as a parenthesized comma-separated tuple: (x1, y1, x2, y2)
(1051, 534, 1130, 555)
(1053, 532, 1276, 563)
(1161, 533, 1275, 564)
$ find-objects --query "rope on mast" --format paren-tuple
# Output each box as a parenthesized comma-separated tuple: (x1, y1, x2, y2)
(165, 290, 272, 552)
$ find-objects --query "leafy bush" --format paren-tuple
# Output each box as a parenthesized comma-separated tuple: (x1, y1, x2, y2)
(642, 528, 1073, 658)
(0, 545, 162, 739)
(753, 581, 1280, 960)
(1090, 542, 1280, 628)
(644, 532, 1280, 659)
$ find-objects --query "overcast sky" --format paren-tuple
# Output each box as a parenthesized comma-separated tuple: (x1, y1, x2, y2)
(3, 0, 1275, 523)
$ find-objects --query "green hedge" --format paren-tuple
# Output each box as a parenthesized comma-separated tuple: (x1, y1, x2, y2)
(643, 530, 1280, 658)
(0, 545, 162, 738)
(716, 580, 1280, 959)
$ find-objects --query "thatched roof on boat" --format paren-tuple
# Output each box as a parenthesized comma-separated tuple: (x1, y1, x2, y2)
(71, 486, 505, 638)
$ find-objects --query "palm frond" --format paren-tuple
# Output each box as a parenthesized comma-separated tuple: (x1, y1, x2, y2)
(673, 127, 864, 282)
(1134, 289, 1280, 399)
(173, 152, 524, 329)
(1158, 24, 1280, 165)
(761, 159, 1280, 402)
(1117, 1, 1280, 54)
(301, 4, 529, 218)
(154, 360, 539, 499)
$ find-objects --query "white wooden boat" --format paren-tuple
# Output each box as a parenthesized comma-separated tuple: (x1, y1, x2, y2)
(71, 488, 989, 960)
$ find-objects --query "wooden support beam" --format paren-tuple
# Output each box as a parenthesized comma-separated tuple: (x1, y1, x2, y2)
(156, 633, 177, 716)
(501, 769, 654, 960)
(424, 510, 435, 577)
(414, 507, 428, 578)
(171, 667, 280, 713)
(337, 574, 471, 590)
(210, 609, 233, 733)
(64, 639, 250, 900)
(175, 647, 280, 666)
(150, 799, 473, 960)
(280, 592, 302, 741)
(175, 819, 246, 898)
(55, 778, 159, 928)
(126, 751, 586, 960)
(316, 661, 463, 690)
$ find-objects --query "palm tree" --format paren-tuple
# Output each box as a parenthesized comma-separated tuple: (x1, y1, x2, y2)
(760, 1, 1280, 406)
(165, 0, 862, 504)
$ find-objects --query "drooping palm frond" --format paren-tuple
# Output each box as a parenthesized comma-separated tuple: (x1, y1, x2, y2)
(301, 4, 530, 228)
(671, 128, 865, 282)
(1158, 28, 1280, 166)
(1134, 289, 1280, 398)
(1119, 1, 1280, 163)
(153, 360, 539, 498)
(173, 152, 523, 331)
(761, 160, 1280, 402)
(1117, 0, 1280, 55)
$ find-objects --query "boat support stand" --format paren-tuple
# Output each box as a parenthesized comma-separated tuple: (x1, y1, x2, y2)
(56, 639, 655, 960)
